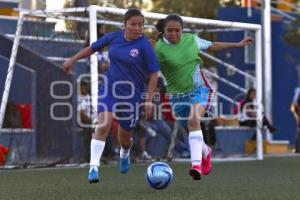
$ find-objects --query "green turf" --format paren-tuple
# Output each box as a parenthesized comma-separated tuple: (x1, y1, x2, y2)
(1, 157, 300, 200)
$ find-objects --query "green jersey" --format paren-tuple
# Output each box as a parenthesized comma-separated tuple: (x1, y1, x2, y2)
(154, 33, 212, 94)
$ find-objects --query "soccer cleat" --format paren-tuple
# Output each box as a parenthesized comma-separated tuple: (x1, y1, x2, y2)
(119, 156, 130, 174)
(202, 147, 213, 175)
(88, 168, 100, 184)
(189, 165, 202, 180)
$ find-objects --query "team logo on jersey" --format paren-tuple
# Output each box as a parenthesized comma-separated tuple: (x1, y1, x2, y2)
(130, 49, 139, 57)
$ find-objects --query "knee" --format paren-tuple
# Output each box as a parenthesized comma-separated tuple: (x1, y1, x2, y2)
(120, 140, 132, 149)
(188, 118, 200, 130)
(95, 123, 111, 136)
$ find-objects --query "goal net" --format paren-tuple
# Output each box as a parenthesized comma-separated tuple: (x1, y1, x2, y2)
(0, 5, 264, 166)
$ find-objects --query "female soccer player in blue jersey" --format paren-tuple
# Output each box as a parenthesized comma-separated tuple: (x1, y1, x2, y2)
(63, 8, 160, 183)
(155, 14, 253, 180)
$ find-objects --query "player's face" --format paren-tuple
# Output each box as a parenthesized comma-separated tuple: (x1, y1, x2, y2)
(164, 20, 182, 44)
(249, 91, 256, 100)
(80, 84, 88, 95)
(124, 15, 144, 41)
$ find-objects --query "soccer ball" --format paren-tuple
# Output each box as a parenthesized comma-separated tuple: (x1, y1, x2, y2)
(145, 162, 173, 190)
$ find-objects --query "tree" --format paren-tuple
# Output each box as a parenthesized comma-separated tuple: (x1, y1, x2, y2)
(104, 0, 152, 9)
(151, 0, 219, 19)
(281, 0, 300, 50)
(220, 0, 242, 7)
(284, 19, 300, 50)
(74, 0, 89, 38)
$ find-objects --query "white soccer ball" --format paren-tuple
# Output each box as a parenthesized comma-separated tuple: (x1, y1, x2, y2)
(145, 162, 173, 190)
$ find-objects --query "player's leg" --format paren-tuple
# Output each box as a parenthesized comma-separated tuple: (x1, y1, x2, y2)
(115, 101, 139, 173)
(198, 87, 213, 176)
(188, 85, 216, 179)
(187, 103, 206, 180)
(170, 96, 204, 179)
(88, 111, 114, 183)
(117, 125, 133, 174)
(171, 92, 211, 179)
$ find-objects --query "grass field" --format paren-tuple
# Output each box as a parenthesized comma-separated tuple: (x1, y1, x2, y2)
(1, 156, 300, 200)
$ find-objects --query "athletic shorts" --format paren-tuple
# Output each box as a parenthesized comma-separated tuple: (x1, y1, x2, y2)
(98, 88, 142, 131)
(169, 86, 214, 128)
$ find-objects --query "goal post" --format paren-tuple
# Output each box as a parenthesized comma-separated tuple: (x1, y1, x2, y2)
(0, 5, 264, 161)
(0, 11, 25, 131)
(88, 5, 264, 160)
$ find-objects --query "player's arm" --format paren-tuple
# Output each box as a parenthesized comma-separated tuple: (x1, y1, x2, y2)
(63, 47, 94, 75)
(208, 36, 253, 51)
(145, 72, 159, 119)
(291, 104, 300, 123)
(63, 32, 112, 75)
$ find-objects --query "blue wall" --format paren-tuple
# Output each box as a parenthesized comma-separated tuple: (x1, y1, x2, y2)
(272, 21, 300, 142)
(217, 7, 300, 144)
(216, 7, 259, 114)
(0, 2, 18, 8)
(0, 34, 75, 159)
(0, 56, 33, 104)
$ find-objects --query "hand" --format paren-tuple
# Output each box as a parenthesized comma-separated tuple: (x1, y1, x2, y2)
(237, 36, 253, 47)
(63, 59, 74, 75)
(144, 100, 153, 120)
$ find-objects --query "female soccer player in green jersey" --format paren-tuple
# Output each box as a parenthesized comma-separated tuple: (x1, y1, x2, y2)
(154, 14, 253, 180)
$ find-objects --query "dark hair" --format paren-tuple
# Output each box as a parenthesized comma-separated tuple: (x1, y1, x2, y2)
(80, 79, 89, 86)
(240, 88, 256, 111)
(155, 19, 165, 40)
(97, 24, 106, 38)
(156, 19, 164, 33)
(163, 14, 184, 29)
(245, 88, 256, 103)
(124, 8, 144, 24)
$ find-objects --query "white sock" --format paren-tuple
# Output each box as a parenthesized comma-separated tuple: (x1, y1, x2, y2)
(120, 146, 131, 158)
(202, 143, 209, 158)
(189, 130, 204, 166)
(89, 166, 98, 173)
(89, 139, 105, 168)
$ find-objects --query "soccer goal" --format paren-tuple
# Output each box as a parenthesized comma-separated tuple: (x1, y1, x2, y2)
(0, 5, 264, 164)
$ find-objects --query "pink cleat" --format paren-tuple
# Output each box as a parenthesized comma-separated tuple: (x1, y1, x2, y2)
(189, 165, 202, 180)
(202, 147, 213, 175)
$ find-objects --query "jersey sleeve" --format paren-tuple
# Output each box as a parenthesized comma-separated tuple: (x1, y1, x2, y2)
(143, 40, 160, 73)
(90, 32, 114, 52)
(194, 35, 212, 51)
(292, 87, 300, 105)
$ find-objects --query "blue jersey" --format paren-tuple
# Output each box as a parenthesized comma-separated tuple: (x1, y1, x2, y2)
(91, 30, 160, 99)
